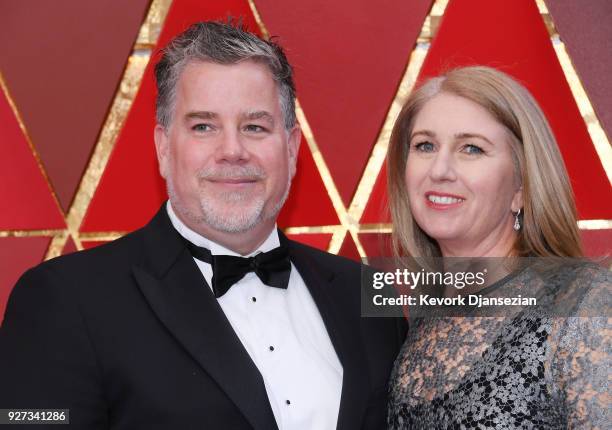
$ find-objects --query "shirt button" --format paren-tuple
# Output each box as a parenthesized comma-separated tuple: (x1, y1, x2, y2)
(251, 297, 257, 302)
(286, 400, 291, 405)
(269, 346, 275, 351)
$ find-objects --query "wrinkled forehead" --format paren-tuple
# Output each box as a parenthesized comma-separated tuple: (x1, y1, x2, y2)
(173, 60, 283, 117)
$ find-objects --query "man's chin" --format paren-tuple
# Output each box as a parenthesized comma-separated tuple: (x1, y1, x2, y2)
(199, 205, 266, 234)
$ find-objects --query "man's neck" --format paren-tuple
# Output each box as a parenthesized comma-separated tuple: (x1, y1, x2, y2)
(168, 202, 276, 256)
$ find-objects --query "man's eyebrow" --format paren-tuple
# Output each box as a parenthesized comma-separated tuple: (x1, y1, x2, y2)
(454, 132, 494, 145)
(185, 111, 217, 120)
(242, 111, 275, 124)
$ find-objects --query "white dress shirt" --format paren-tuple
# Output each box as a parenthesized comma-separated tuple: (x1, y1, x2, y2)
(167, 202, 343, 429)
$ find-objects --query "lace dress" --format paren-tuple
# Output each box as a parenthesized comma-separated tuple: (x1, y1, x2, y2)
(387, 261, 611, 429)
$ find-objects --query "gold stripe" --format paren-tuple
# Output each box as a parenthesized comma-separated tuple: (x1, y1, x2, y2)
(135, 0, 173, 47)
(536, 0, 558, 38)
(536, 0, 549, 13)
(44, 233, 70, 260)
(0, 230, 66, 238)
(246, 0, 270, 40)
(578, 220, 612, 230)
(79, 232, 126, 242)
(0, 72, 66, 218)
(283, 225, 342, 235)
(551, 37, 612, 185)
(357, 224, 393, 234)
(418, 0, 449, 42)
(328, 230, 348, 255)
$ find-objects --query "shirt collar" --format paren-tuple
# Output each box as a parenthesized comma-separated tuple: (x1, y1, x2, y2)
(166, 201, 280, 257)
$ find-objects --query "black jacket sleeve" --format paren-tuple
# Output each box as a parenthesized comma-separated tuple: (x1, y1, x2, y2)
(0, 265, 108, 429)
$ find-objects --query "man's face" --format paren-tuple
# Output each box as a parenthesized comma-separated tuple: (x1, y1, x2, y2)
(154, 60, 300, 236)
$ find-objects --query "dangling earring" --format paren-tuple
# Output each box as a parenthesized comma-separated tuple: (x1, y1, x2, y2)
(513, 209, 521, 231)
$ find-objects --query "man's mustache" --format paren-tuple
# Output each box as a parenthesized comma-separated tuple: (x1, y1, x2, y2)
(197, 166, 266, 181)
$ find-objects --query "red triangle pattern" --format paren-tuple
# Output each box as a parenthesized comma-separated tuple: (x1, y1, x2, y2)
(0, 90, 65, 230)
(255, 0, 433, 206)
(81, 241, 109, 250)
(61, 237, 78, 256)
(278, 137, 339, 227)
(546, 0, 612, 142)
(81, 0, 338, 233)
(580, 229, 612, 258)
(337, 233, 361, 262)
(0, 237, 51, 322)
(363, 0, 612, 223)
(284, 233, 332, 252)
(0, 0, 151, 211)
(361, 169, 391, 223)
(359, 232, 393, 258)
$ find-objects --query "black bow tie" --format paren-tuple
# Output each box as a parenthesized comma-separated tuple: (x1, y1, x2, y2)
(185, 240, 291, 298)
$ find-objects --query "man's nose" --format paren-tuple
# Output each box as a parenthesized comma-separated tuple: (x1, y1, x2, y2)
(428, 149, 457, 182)
(215, 130, 249, 163)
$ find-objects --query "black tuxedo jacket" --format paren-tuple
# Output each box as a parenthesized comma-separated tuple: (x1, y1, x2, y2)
(0, 206, 406, 429)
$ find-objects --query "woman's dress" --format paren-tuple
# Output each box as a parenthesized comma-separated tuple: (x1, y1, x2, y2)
(387, 261, 610, 429)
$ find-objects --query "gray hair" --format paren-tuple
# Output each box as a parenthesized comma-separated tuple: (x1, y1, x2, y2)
(154, 20, 296, 130)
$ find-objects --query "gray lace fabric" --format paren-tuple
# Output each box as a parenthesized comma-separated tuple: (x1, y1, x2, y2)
(387, 261, 611, 429)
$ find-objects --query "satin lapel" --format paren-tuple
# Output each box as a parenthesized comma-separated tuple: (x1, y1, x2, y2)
(133, 206, 278, 430)
(285, 233, 370, 430)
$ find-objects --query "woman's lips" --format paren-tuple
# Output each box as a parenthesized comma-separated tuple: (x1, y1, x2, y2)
(424, 191, 465, 210)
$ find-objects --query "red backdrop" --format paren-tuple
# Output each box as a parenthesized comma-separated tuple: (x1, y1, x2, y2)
(1, 0, 611, 319)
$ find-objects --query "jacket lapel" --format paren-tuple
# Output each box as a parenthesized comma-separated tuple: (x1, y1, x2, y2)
(132, 206, 278, 430)
(285, 233, 371, 430)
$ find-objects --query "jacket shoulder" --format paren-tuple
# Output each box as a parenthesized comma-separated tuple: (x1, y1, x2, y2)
(287, 239, 362, 274)
(35, 227, 148, 278)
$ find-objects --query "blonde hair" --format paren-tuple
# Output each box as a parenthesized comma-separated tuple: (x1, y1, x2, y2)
(387, 66, 583, 258)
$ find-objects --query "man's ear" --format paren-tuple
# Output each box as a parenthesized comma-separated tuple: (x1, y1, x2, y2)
(287, 124, 301, 178)
(154, 124, 169, 179)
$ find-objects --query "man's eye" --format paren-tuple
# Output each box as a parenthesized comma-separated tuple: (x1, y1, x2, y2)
(413, 142, 435, 152)
(192, 124, 212, 132)
(244, 124, 267, 133)
(462, 144, 484, 155)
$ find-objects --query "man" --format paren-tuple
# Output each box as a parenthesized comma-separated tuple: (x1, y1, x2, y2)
(0, 22, 405, 429)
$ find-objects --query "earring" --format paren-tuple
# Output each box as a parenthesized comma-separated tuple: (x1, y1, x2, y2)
(513, 209, 521, 231)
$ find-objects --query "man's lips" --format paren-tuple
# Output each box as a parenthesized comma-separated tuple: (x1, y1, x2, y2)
(424, 191, 465, 209)
(207, 178, 258, 184)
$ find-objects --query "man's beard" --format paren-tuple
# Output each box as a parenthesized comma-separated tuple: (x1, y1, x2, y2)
(167, 163, 292, 234)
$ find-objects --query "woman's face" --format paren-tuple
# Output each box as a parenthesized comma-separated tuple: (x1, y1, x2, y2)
(405, 92, 523, 257)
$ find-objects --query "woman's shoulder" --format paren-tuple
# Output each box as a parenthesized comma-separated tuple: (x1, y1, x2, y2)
(520, 258, 610, 316)
(556, 259, 609, 315)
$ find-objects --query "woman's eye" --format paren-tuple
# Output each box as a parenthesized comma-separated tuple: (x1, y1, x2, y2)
(192, 124, 212, 132)
(413, 142, 435, 152)
(463, 144, 484, 155)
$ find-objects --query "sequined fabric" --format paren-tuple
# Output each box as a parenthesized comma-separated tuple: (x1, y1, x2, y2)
(388, 262, 611, 429)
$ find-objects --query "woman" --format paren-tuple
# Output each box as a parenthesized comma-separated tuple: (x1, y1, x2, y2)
(386, 66, 610, 429)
